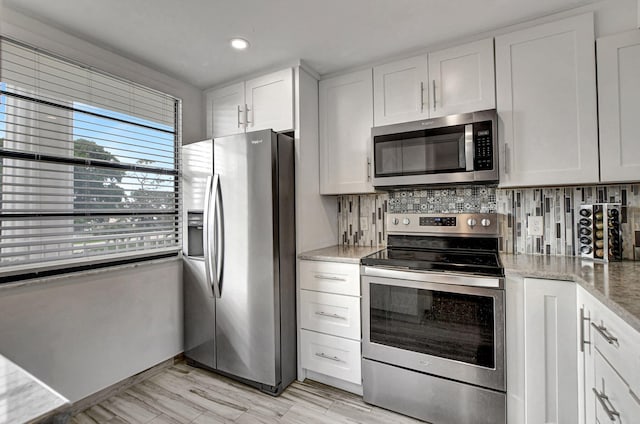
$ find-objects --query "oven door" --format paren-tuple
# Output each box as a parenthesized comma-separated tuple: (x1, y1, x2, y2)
(362, 267, 505, 392)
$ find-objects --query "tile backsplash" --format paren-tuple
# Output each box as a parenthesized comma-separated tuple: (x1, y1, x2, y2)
(337, 184, 640, 260)
(497, 185, 640, 260)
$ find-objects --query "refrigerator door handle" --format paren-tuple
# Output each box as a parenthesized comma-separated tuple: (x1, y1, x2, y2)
(212, 174, 224, 298)
(203, 175, 218, 298)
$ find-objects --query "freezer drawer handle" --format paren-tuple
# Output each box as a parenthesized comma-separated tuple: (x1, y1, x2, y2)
(591, 322, 619, 346)
(592, 388, 620, 421)
(315, 352, 344, 363)
(315, 311, 347, 320)
(314, 274, 346, 282)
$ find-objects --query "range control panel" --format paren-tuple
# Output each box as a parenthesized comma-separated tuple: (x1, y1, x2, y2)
(419, 216, 457, 226)
(388, 213, 498, 236)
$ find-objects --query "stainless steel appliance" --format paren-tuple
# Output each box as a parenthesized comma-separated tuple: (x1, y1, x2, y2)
(371, 109, 498, 188)
(361, 212, 506, 424)
(182, 130, 296, 395)
(577, 203, 622, 262)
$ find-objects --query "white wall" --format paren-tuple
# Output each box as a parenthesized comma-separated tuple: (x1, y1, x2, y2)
(0, 5, 205, 143)
(0, 258, 182, 403)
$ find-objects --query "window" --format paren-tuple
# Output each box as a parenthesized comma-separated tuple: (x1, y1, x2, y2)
(0, 37, 180, 277)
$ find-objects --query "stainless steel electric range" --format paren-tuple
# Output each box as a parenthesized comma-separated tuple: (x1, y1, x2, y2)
(361, 213, 505, 424)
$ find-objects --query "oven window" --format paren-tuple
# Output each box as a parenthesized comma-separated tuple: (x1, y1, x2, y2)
(374, 126, 466, 177)
(369, 283, 495, 368)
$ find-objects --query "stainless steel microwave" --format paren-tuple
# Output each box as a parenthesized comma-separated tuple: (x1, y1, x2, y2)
(371, 109, 498, 187)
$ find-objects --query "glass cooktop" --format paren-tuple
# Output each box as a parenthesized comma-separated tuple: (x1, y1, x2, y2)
(361, 235, 503, 277)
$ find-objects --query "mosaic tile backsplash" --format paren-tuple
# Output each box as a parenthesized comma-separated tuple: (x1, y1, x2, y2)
(497, 185, 640, 260)
(388, 185, 497, 214)
(337, 184, 640, 260)
(337, 194, 388, 247)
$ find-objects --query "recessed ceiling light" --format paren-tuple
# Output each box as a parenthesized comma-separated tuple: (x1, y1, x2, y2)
(230, 38, 250, 50)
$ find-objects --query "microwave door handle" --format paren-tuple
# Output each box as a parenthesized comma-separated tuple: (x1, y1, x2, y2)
(465, 124, 474, 172)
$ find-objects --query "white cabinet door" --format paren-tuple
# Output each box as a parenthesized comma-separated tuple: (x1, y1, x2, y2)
(524, 278, 578, 424)
(496, 13, 599, 187)
(597, 30, 640, 182)
(319, 69, 374, 194)
(245, 68, 294, 133)
(428, 38, 495, 118)
(373, 55, 429, 126)
(206, 82, 245, 138)
(593, 350, 640, 423)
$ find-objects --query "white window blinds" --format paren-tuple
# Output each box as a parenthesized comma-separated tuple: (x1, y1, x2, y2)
(0, 37, 181, 275)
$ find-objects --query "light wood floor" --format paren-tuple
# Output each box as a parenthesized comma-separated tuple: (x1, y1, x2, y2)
(72, 362, 424, 424)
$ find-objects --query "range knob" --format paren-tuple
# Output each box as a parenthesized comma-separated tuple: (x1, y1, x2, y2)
(402, 218, 411, 225)
(392, 218, 399, 225)
(481, 218, 491, 227)
(467, 218, 477, 228)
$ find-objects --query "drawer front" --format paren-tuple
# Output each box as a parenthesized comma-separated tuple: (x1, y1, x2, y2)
(300, 329, 361, 384)
(300, 290, 361, 340)
(593, 350, 640, 422)
(300, 260, 360, 296)
(590, 300, 640, 394)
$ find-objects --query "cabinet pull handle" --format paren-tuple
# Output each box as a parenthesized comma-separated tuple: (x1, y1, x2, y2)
(367, 157, 371, 181)
(315, 352, 344, 362)
(591, 322, 619, 346)
(592, 388, 620, 421)
(580, 307, 591, 352)
(244, 104, 251, 127)
(432, 80, 436, 111)
(503, 143, 509, 175)
(314, 274, 347, 282)
(237, 105, 244, 128)
(315, 311, 347, 320)
(420, 82, 425, 113)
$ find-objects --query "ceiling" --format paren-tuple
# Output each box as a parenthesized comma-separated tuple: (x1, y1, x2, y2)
(4, 0, 595, 89)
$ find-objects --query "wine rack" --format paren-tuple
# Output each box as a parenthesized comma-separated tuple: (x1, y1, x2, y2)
(577, 203, 622, 262)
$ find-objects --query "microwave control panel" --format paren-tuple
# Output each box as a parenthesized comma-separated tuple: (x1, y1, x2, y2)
(473, 121, 493, 171)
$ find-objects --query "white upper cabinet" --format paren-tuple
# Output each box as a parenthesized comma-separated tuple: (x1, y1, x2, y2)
(206, 82, 245, 138)
(244, 68, 294, 133)
(597, 30, 640, 183)
(373, 55, 429, 126)
(205, 68, 294, 138)
(372, 39, 495, 126)
(496, 13, 599, 187)
(319, 69, 375, 194)
(429, 38, 495, 118)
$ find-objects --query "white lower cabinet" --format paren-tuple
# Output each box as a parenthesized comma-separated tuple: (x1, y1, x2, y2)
(300, 330, 361, 385)
(579, 287, 640, 424)
(299, 259, 362, 389)
(300, 290, 360, 340)
(506, 276, 579, 424)
(593, 350, 640, 423)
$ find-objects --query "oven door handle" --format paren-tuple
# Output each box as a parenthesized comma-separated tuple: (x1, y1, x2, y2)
(361, 266, 503, 289)
(465, 124, 474, 171)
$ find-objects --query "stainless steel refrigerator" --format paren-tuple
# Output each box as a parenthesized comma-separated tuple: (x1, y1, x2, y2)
(182, 129, 296, 395)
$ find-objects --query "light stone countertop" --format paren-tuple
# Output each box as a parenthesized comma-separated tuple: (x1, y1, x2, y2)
(501, 253, 640, 332)
(0, 354, 70, 424)
(298, 245, 384, 264)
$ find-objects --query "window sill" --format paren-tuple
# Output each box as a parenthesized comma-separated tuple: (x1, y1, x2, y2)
(0, 252, 182, 294)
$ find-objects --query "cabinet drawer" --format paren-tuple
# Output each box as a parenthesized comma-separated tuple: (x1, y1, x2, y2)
(300, 330, 361, 385)
(300, 260, 360, 296)
(590, 300, 640, 394)
(593, 350, 640, 422)
(300, 290, 360, 340)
